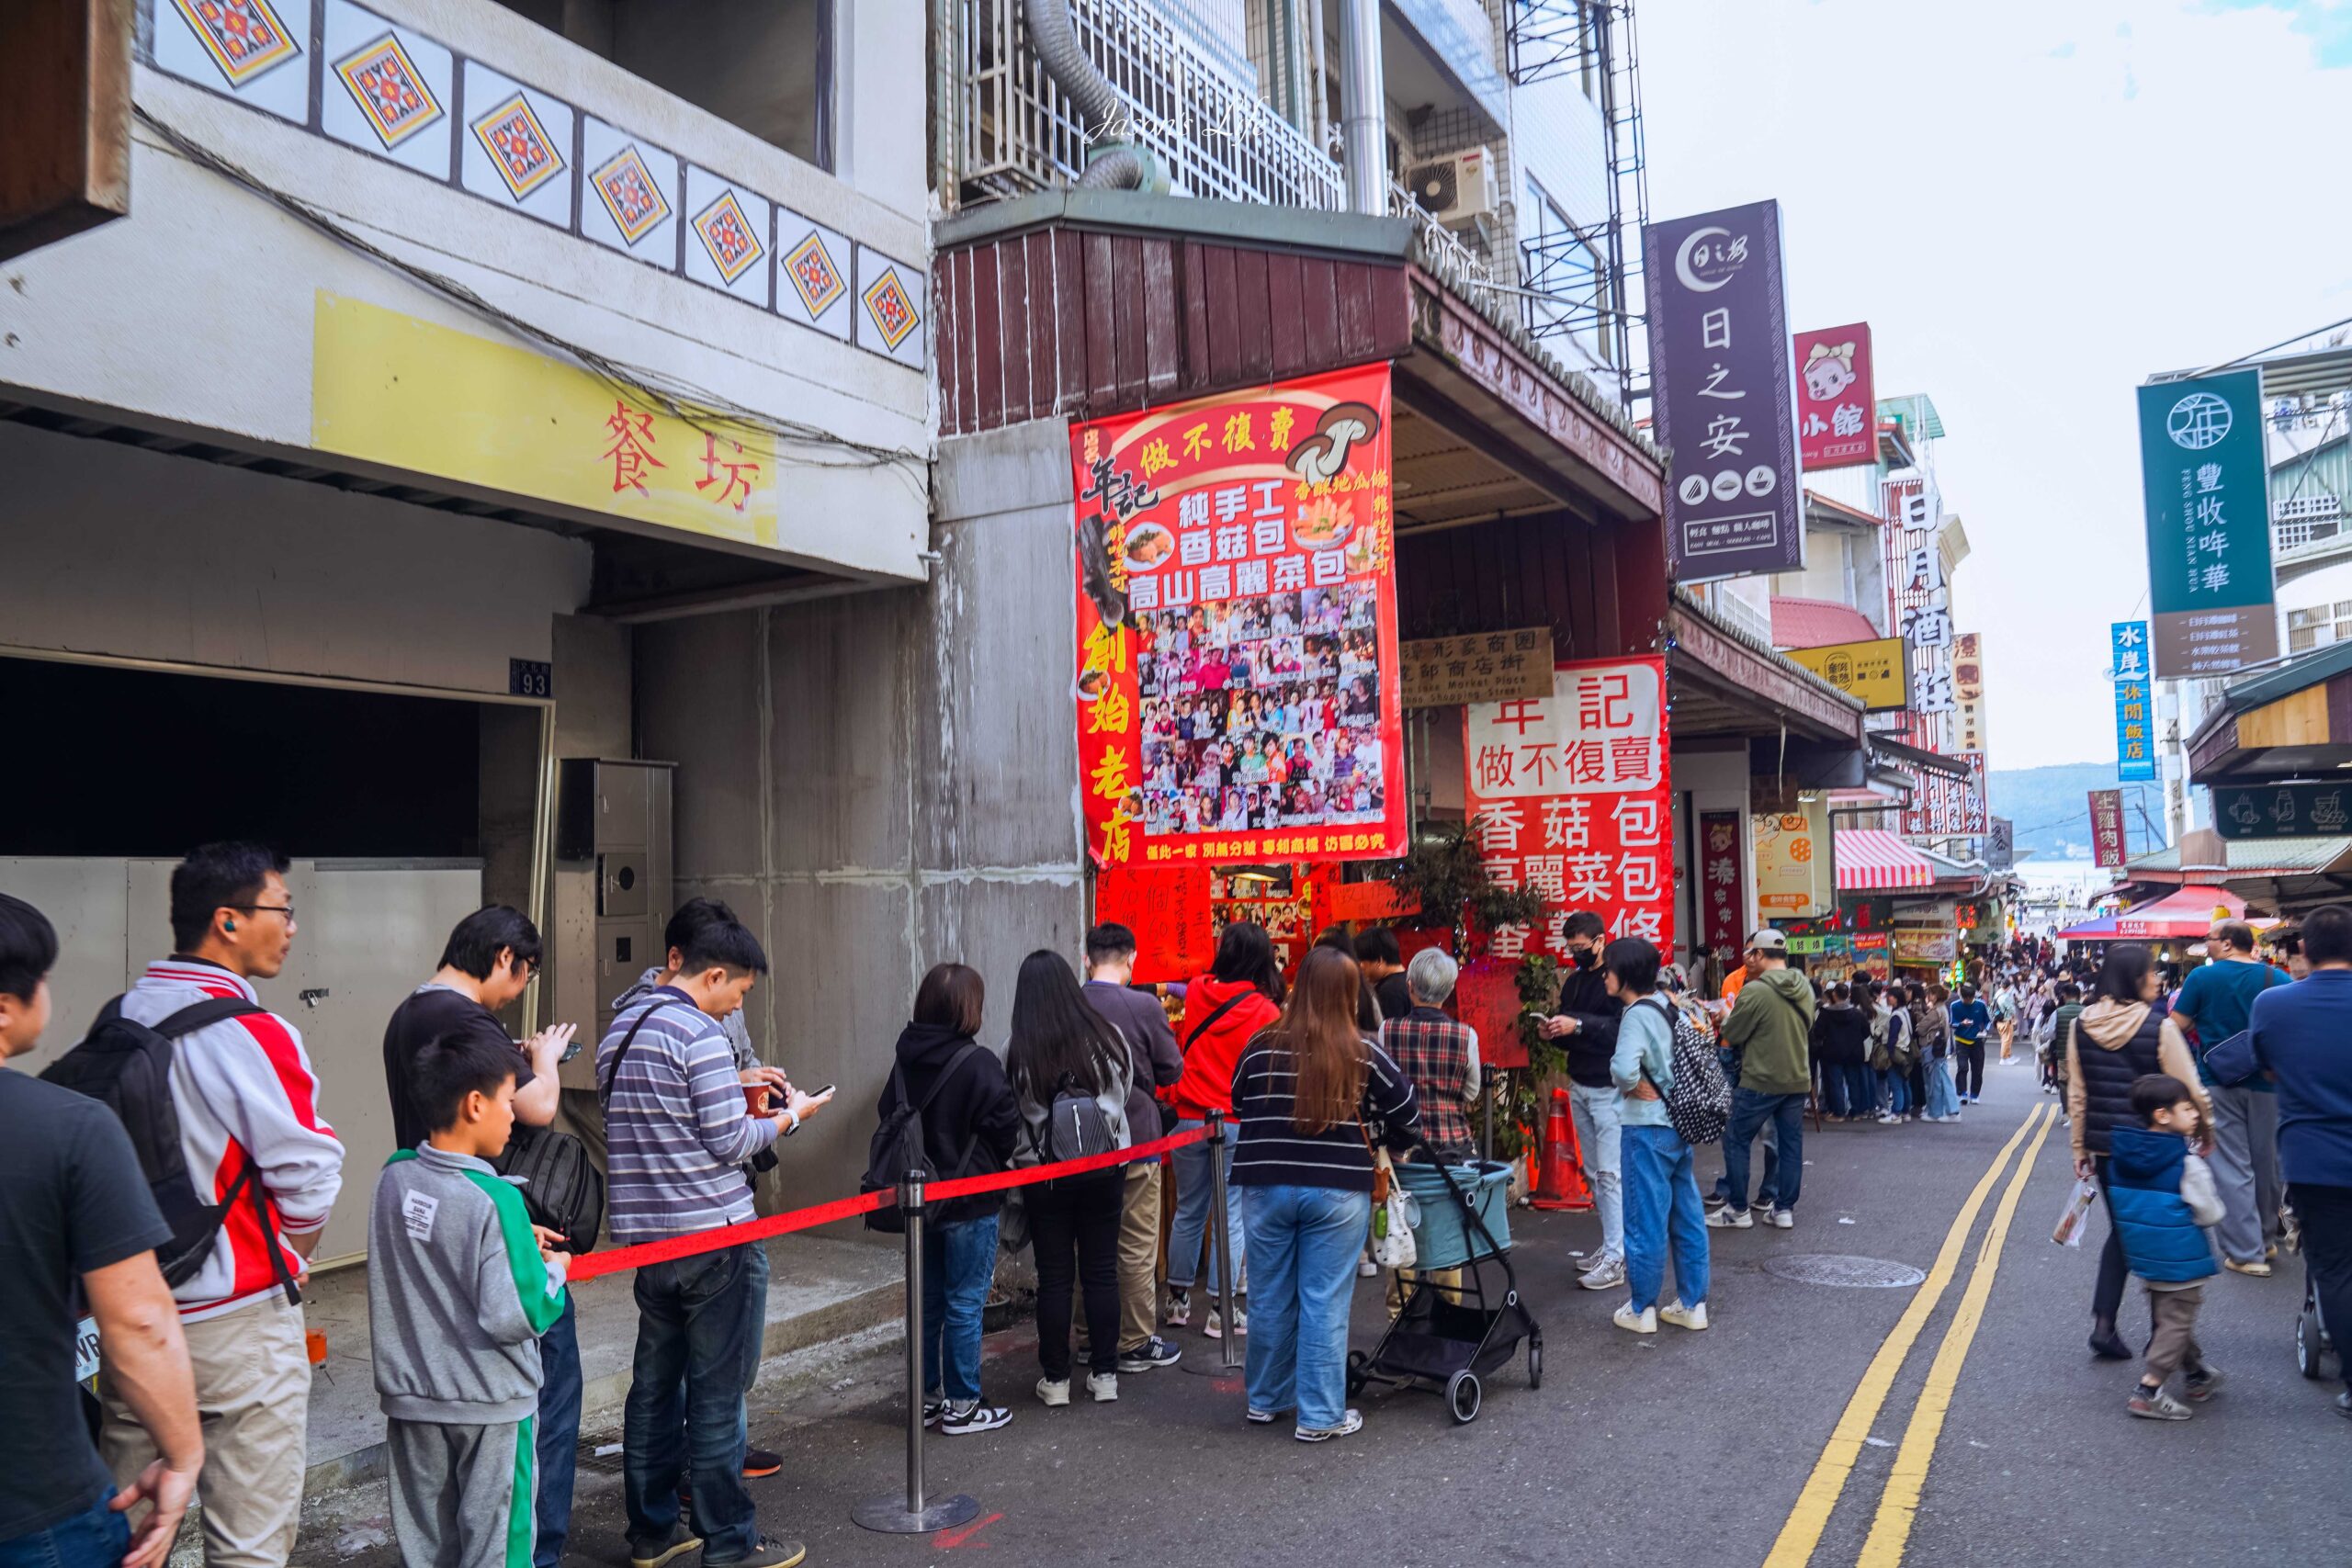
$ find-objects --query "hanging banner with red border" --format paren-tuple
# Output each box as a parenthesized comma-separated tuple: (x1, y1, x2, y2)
(1697, 809, 1746, 954)
(1072, 365, 1405, 870)
(1462, 657, 1675, 958)
(1793, 321, 1877, 470)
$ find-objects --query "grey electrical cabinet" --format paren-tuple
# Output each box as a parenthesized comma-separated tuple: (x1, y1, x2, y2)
(555, 758, 674, 1077)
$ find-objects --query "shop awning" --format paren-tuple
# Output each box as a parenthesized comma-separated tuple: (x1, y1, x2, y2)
(1835, 829, 1935, 891)
(2057, 885, 2245, 941)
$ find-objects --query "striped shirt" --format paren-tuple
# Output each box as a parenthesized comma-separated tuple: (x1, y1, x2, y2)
(1230, 1032, 1420, 1193)
(595, 990, 778, 1245)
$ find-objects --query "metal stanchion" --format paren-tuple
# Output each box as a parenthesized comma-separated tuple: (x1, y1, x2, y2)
(1182, 1111, 1244, 1374)
(852, 1170, 979, 1534)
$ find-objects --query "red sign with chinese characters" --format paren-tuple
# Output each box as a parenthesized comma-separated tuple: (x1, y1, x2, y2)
(1093, 863, 1214, 982)
(1794, 321, 1876, 470)
(1697, 810, 1745, 956)
(1461, 657, 1675, 958)
(2089, 789, 2126, 869)
(1071, 365, 1405, 870)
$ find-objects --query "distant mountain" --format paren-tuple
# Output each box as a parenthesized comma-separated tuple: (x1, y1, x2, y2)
(1987, 764, 2168, 863)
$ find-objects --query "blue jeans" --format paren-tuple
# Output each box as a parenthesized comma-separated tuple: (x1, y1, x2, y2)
(1622, 1125, 1710, 1313)
(535, 1291, 582, 1568)
(1240, 1184, 1371, 1431)
(624, 1242, 770, 1561)
(1924, 1055, 1961, 1119)
(922, 1212, 1001, 1404)
(1878, 1066, 1910, 1116)
(1568, 1083, 1624, 1261)
(0, 1492, 128, 1568)
(1839, 1062, 1874, 1118)
(1724, 1089, 1807, 1214)
(1168, 1119, 1246, 1296)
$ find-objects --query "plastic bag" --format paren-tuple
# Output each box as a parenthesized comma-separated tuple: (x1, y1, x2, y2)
(2052, 1178, 2098, 1248)
(1370, 1184, 1419, 1269)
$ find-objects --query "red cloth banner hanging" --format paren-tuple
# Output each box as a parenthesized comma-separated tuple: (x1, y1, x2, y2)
(1093, 863, 1215, 983)
(1071, 364, 1406, 871)
(1461, 656, 1676, 959)
(1697, 809, 1746, 955)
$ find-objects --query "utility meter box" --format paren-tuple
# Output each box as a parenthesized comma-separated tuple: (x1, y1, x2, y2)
(555, 758, 675, 1077)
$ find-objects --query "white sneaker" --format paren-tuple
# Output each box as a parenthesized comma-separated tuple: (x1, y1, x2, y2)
(1705, 1206, 1753, 1230)
(1357, 1257, 1378, 1278)
(1205, 1307, 1248, 1339)
(1658, 1299, 1710, 1332)
(1577, 1255, 1627, 1291)
(1035, 1377, 1070, 1406)
(1769, 1208, 1794, 1230)
(1295, 1409, 1363, 1442)
(1087, 1372, 1118, 1403)
(1164, 1290, 1192, 1328)
(1877, 1113, 1900, 1124)
(1613, 1303, 1657, 1335)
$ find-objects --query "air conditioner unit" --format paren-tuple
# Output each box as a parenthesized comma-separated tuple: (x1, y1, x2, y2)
(1405, 146, 1498, 222)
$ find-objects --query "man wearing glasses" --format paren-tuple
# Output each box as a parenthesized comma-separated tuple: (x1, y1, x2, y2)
(100, 841, 345, 1568)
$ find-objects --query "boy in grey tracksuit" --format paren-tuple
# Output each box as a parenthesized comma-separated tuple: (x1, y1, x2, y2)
(369, 1041, 569, 1568)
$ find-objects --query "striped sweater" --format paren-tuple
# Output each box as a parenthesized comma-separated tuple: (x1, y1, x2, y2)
(1230, 1032, 1419, 1193)
(595, 990, 778, 1245)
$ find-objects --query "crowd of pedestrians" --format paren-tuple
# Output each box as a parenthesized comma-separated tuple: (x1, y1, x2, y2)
(5, 850, 2349, 1568)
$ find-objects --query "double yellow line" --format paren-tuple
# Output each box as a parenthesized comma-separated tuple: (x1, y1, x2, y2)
(1762, 1102, 2058, 1568)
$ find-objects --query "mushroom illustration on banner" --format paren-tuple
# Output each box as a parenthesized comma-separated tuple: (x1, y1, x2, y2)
(1287, 401, 1383, 486)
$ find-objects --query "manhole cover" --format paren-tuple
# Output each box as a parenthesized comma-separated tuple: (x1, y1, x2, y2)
(1762, 1254, 1927, 1289)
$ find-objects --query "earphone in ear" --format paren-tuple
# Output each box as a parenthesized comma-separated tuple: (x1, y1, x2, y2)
(224, 919, 236, 932)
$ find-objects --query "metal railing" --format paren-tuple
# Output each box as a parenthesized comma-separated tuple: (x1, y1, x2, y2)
(949, 0, 1343, 209)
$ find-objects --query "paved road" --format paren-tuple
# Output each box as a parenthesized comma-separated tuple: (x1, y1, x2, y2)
(306, 1058, 2349, 1567)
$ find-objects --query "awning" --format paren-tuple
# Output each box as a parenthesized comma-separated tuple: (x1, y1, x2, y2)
(1836, 829, 1934, 891)
(2057, 885, 2245, 941)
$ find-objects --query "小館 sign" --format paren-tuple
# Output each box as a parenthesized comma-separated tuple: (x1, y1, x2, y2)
(1070, 364, 1407, 869)
(1793, 321, 1876, 470)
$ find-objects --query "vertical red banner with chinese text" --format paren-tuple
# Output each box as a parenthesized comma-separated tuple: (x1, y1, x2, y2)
(1461, 657, 1675, 958)
(1071, 365, 1405, 870)
(1697, 810, 1746, 954)
(1793, 321, 1877, 470)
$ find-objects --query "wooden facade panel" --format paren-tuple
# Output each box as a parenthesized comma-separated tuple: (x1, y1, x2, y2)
(1266, 251, 1306, 379)
(996, 238, 1031, 425)
(1233, 247, 1273, 385)
(970, 243, 1003, 432)
(1110, 236, 1147, 403)
(1022, 231, 1057, 417)
(1055, 230, 1086, 413)
(1203, 244, 1241, 386)
(1334, 262, 1374, 364)
(933, 253, 960, 434)
(1181, 241, 1213, 400)
(1299, 257, 1340, 369)
(1141, 240, 1179, 397)
(1082, 232, 1118, 403)
(1396, 513, 1660, 664)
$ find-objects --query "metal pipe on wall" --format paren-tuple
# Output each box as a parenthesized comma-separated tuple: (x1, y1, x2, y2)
(1336, 0, 1384, 216)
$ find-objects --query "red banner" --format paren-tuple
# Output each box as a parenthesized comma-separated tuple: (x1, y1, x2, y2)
(1794, 321, 1876, 470)
(2089, 789, 2126, 869)
(1455, 957, 1532, 1070)
(1072, 365, 1406, 870)
(1697, 809, 1745, 955)
(1093, 863, 1214, 982)
(1461, 657, 1675, 958)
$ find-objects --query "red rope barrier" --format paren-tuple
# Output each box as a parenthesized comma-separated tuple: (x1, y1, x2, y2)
(564, 1122, 1213, 1283)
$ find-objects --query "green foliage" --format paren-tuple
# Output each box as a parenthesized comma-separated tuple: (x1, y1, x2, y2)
(1382, 818, 1547, 951)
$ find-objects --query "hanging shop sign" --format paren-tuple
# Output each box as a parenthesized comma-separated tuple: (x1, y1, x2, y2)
(1958, 750, 1989, 835)
(1463, 657, 1674, 957)
(1953, 633, 1989, 753)
(1781, 636, 1909, 712)
(2111, 621, 2156, 782)
(1071, 364, 1406, 869)
(2138, 369, 2278, 678)
(1643, 200, 1804, 581)
(1697, 810, 1747, 957)
(1850, 931, 1892, 953)
(1987, 817, 2015, 870)
(1784, 934, 1842, 955)
(2089, 788, 2127, 869)
(2212, 781, 2352, 840)
(1793, 321, 1877, 470)
(1892, 928, 1959, 964)
(1753, 794, 1834, 918)
(1400, 627, 1556, 709)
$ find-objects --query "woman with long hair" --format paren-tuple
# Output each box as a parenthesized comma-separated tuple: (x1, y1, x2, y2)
(1230, 946, 1419, 1441)
(876, 963, 1023, 1435)
(1166, 922, 1285, 1337)
(1007, 949, 1134, 1406)
(2068, 942, 2211, 1359)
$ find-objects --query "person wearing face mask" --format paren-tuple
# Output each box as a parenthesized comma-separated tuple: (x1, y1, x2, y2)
(1540, 911, 1625, 1290)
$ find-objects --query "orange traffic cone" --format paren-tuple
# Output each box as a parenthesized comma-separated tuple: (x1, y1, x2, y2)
(1529, 1086, 1594, 1211)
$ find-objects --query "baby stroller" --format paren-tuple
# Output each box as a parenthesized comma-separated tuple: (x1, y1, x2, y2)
(2296, 1269, 2339, 1384)
(1346, 1136, 1539, 1425)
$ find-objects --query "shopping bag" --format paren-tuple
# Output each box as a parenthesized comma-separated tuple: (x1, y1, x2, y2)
(2052, 1178, 2098, 1248)
(1368, 1149, 1419, 1269)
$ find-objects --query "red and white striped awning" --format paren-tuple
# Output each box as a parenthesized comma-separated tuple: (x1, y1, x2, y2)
(1834, 829, 1935, 891)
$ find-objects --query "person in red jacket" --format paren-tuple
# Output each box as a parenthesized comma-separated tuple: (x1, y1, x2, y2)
(1165, 922, 1285, 1340)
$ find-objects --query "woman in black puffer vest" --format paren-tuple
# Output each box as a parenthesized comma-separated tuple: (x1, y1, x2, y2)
(2066, 943, 2211, 1359)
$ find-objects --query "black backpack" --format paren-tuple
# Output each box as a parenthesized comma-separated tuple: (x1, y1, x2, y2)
(492, 1122, 605, 1255)
(862, 1043, 984, 1233)
(41, 996, 301, 1303)
(1042, 1071, 1119, 1164)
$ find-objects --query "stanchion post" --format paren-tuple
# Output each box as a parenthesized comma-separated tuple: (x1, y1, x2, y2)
(1206, 1110, 1242, 1371)
(852, 1169, 978, 1534)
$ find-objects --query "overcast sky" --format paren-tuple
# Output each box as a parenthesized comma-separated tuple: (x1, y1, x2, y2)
(1637, 0, 2352, 770)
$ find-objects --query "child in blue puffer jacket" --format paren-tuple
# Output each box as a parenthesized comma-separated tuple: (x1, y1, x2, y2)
(2109, 1073, 2225, 1420)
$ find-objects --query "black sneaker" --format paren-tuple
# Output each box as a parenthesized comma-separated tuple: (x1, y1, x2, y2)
(1117, 1336, 1182, 1371)
(940, 1399, 1012, 1435)
(628, 1522, 705, 1568)
(707, 1538, 807, 1568)
(741, 1447, 783, 1480)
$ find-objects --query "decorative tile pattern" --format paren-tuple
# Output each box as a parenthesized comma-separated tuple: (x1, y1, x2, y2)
(693, 190, 765, 287)
(783, 231, 846, 318)
(591, 146, 670, 245)
(471, 92, 566, 200)
(862, 268, 919, 351)
(169, 0, 300, 86)
(334, 34, 442, 147)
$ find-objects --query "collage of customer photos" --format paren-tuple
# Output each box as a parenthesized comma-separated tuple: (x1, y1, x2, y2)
(1134, 581, 1388, 837)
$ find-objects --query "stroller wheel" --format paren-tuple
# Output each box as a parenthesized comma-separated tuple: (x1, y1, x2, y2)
(1527, 1339, 1544, 1391)
(2299, 1304, 2326, 1381)
(1446, 1371, 1482, 1425)
(1345, 1349, 1370, 1398)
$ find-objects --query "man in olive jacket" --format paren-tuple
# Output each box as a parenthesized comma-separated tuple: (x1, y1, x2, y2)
(1710, 930, 1816, 1230)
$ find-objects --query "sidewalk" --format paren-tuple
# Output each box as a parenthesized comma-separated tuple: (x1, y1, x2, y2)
(300, 1231, 902, 1495)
